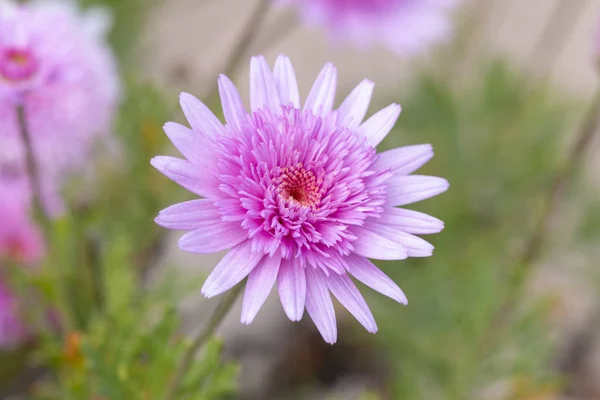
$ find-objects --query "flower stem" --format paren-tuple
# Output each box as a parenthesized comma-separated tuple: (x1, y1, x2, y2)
(477, 86, 600, 357)
(164, 283, 244, 400)
(16, 105, 50, 233)
(204, 0, 271, 105)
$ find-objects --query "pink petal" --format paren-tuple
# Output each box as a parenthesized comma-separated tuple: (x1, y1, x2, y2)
(178, 222, 248, 254)
(363, 221, 434, 257)
(277, 258, 306, 321)
(250, 56, 280, 113)
(305, 267, 337, 344)
(387, 175, 449, 206)
(374, 144, 433, 175)
(347, 255, 407, 305)
(351, 226, 408, 260)
(358, 104, 401, 147)
(163, 122, 207, 163)
(327, 272, 377, 333)
(273, 54, 300, 108)
(155, 199, 221, 230)
(179, 92, 224, 138)
(241, 254, 282, 324)
(378, 208, 444, 234)
(304, 63, 337, 116)
(201, 241, 263, 298)
(218, 74, 247, 130)
(150, 156, 218, 198)
(337, 79, 374, 129)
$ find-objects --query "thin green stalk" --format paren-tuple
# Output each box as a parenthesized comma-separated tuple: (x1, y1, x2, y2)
(16, 105, 50, 233)
(203, 0, 271, 105)
(164, 283, 244, 400)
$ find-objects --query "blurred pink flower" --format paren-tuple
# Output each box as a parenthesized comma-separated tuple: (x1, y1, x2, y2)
(0, 0, 120, 215)
(0, 279, 26, 350)
(152, 55, 448, 343)
(282, 0, 459, 55)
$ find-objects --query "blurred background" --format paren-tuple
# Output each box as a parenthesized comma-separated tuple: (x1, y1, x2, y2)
(3, 0, 600, 399)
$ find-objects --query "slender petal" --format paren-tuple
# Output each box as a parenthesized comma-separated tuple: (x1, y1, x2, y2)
(358, 103, 401, 147)
(155, 199, 221, 230)
(150, 156, 218, 198)
(178, 222, 247, 254)
(304, 63, 337, 116)
(337, 79, 374, 129)
(363, 221, 434, 257)
(241, 254, 281, 324)
(250, 56, 280, 113)
(305, 267, 337, 344)
(273, 55, 300, 107)
(387, 175, 449, 206)
(328, 273, 377, 333)
(347, 255, 408, 304)
(163, 122, 207, 163)
(374, 144, 433, 176)
(351, 226, 408, 260)
(378, 208, 444, 234)
(277, 258, 306, 321)
(218, 74, 247, 130)
(179, 92, 224, 138)
(201, 241, 263, 298)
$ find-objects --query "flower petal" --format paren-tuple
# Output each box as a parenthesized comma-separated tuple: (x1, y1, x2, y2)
(305, 267, 337, 344)
(351, 226, 408, 260)
(241, 254, 281, 324)
(277, 258, 306, 321)
(273, 54, 300, 108)
(378, 208, 444, 234)
(363, 221, 434, 257)
(150, 156, 218, 198)
(218, 74, 247, 130)
(201, 241, 263, 298)
(347, 255, 407, 304)
(358, 103, 401, 147)
(179, 92, 224, 138)
(155, 199, 221, 230)
(337, 79, 374, 129)
(374, 144, 433, 175)
(304, 63, 337, 116)
(328, 273, 377, 333)
(178, 222, 247, 254)
(387, 175, 449, 206)
(250, 56, 280, 113)
(163, 122, 209, 163)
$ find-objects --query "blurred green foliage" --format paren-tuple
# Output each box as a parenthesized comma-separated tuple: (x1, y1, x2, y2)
(369, 60, 578, 399)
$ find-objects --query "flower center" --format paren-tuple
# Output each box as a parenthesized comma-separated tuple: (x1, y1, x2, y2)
(276, 163, 322, 208)
(0, 48, 39, 82)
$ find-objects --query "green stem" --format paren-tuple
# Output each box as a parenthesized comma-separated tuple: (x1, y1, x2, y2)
(16, 105, 51, 233)
(164, 283, 244, 400)
(203, 0, 271, 105)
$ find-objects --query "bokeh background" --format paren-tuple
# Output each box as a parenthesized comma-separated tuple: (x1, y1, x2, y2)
(3, 0, 600, 399)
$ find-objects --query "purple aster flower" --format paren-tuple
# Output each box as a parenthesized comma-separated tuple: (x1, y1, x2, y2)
(152, 55, 448, 343)
(281, 0, 459, 55)
(0, 0, 120, 215)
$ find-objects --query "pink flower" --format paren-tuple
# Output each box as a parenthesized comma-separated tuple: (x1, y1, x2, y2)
(282, 0, 459, 55)
(0, 279, 26, 350)
(152, 55, 448, 343)
(0, 0, 120, 215)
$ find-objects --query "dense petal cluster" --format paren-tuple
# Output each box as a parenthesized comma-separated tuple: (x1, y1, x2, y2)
(0, 0, 119, 215)
(281, 0, 459, 55)
(153, 55, 448, 343)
